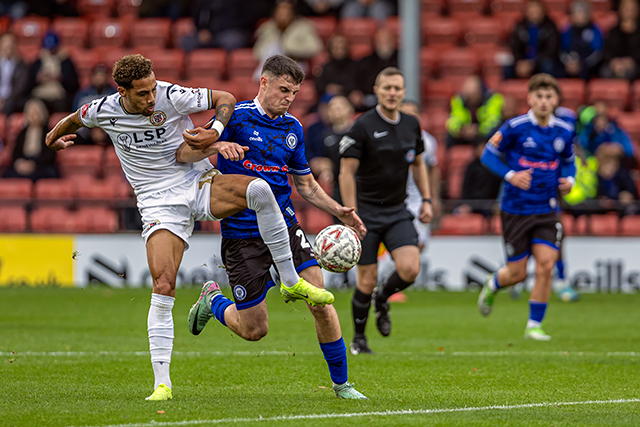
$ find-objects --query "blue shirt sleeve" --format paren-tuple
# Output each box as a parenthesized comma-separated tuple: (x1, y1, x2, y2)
(481, 122, 516, 179)
(287, 124, 311, 175)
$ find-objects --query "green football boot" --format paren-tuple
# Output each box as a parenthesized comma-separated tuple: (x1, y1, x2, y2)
(280, 277, 334, 306)
(524, 326, 552, 341)
(188, 281, 221, 335)
(333, 382, 368, 399)
(478, 273, 497, 317)
(145, 384, 172, 401)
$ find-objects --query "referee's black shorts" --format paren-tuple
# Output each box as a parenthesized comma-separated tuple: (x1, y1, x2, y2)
(357, 201, 418, 265)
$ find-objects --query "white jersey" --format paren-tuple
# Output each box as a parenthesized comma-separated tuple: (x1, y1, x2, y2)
(79, 80, 215, 197)
(406, 129, 438, 202)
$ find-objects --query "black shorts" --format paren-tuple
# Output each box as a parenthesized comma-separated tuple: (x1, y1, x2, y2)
(501, 212, 562, 263)
(221, 223, 318, 310)
(358, 202, 418, 265)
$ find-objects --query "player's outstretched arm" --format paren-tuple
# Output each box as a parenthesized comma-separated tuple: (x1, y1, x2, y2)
(183, 90, 236, 150)
(293, 173, 366, 239)
(175, 140, 249, 164)
(45, 110, 85, 151)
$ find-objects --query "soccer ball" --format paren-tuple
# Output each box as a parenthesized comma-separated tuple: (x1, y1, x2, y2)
(313, 224, 361, 273)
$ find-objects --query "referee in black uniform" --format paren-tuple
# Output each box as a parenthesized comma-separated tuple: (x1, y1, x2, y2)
(339, 67, 433, 355)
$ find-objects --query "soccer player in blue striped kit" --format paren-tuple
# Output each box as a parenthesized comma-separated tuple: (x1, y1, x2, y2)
(478, 74, 576, 340)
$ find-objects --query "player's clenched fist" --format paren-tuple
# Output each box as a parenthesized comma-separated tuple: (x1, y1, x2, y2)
(214, 141, 249, 161)
(182, 127, 220, 150)
(557, 177, 573, 195)
(508, 168, 533, 190)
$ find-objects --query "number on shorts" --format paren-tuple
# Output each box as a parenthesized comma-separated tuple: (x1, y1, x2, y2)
(296, 229, 311, 249)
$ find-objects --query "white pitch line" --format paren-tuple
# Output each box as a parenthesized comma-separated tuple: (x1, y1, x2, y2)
(74, 398, 640, 427)
(2, 350, 640, 358)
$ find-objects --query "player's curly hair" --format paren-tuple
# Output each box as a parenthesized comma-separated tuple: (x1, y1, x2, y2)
(112, 54, 153, 89)
(528, 73, 560, 95)
(261, 55, 305, 84)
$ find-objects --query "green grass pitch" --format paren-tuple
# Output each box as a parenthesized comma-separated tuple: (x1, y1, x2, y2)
(1, 287, 639, 426)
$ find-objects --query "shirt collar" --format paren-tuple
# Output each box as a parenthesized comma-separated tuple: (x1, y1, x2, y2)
(527, 109, 556, 127)
(376, 105, 401, 125)
(253, 97, 283, 120)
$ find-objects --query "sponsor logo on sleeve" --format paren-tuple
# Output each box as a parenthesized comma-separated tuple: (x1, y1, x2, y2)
(81, 103, 89, 118)
(489, 131, 502, 147)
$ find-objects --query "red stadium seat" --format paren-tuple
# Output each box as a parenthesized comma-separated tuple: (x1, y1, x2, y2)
(90, 19, 128, 48)
(227, 77, 259, 103)
(12, 16, 49, 47)
(573, 215, 587, 235)
(489, 0, 525, 13)
(30, 206, 78, 232)
(186, 49, 227, 80)
(560, 214, 574, 236)
(587, 79, 630, 111)
(57, 145, 104, 179)
(131, 18, 172, 49)
(480, 48, 512, 87)
(557, 79, 586, 111)
(439, 49, 480, 79)
(620, 215, 640, 236)
(447, 145, 476, 169)
(423, 108, 449, 142)
(422, 19, 462, 46)
(490, 215, 502, 234)
(294, 83, 318, 113)
(6, 113, 24, 146)
(77, 207, 119, 232)
(350, 42, 373, 60)
(589, 214, 619, 236)
(542, 0, 569, 13)
(449, 0, 486, 18)
(308, 16, 337, 42)
(171, 18, 195, 49)
(227, 49, 259, 79)
(34, 178, 75, 207)
(589, 0, 613, 12)
(77, 0, 115, 17)
(420, 47, 441, 78)
(615, 112, 640, 145)
(0, 206, 27, 232)
(446, 166, 466, 199)
(421, 0, 445, 15)
(103, 147, 123, 179)
(437, 214, 486, 235)
(593, 11, 617, 33)
(144, 49, 184, 81)
(493, 11, 524, 32)
(632, 81, 640, 111)
(52, 18, 89, 48)
(463, 18, 505, 47)
(304, 208, 333, 234)
(117, 0, 141, 17)
(423, 79, 454, 111)
(499, 79, 530, 114)
(339, 18, 377, 45)
(69, 49, 101, 88)
(0, 178, 32, 207)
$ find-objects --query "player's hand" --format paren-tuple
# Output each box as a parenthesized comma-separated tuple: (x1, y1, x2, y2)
(47, 134, 76, 151)
(183, 127, 220, 150)
(336, 206, 367, 240)
(214, 141, 249, 161)
(419, 200, 433, 224)
(508, 169, 533, 190)
(558, 177, 573, 195)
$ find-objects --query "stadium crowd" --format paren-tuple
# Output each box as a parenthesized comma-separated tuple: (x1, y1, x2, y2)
(1, 0, 640, 236)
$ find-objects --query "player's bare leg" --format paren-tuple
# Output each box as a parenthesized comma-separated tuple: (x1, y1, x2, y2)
(350, 263, 377, 355)
(144, 230, 185, 400)
(478, 258, 528, 317)
(206, 173, 333, 305)
(525, 244, 558, 341)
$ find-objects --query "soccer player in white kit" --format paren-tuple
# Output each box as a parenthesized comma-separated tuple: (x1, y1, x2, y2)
(44, 54, 333, 401)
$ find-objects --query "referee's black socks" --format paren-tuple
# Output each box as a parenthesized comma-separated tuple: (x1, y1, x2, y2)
(378, 271, 413, 302)
(352, 289, 372, 336)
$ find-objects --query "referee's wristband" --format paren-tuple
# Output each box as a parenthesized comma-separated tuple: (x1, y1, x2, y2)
(422, 198, 432, 204)
(211, 120, 225, 136)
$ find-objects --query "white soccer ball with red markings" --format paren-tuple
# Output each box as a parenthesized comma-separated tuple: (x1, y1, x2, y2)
(313, 224, 361, 273)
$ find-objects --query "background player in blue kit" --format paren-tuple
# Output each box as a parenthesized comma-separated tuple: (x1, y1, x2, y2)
(478, 73, 576, 341)
(178, 55, 368, 399)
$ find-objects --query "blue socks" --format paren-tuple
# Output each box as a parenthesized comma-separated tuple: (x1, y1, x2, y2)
(556, 260, 565, 280)
(319, 337, 348, 385)
(210, 294, 234, 326)
(527, 300, 548, 328)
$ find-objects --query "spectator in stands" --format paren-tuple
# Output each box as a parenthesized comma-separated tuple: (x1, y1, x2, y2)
(253, 0, 322, 77)
(506, 0, 561, 79)
(350, 27, 397, 110)
(340, 0, 394, 22)
(27, 31, 79, 113)
(456, 140, 503, 216)
(182, 1, 266, 52)
(300, 0, 346, 16)
(72, 64, 116, 111)
(305, 93, 333, 176)
(139, 0, 190, 20)
(446, 75, 504, 148)
(600, 0, 640, 80)
(2, 98, 58, 181)
(0, 33, 28, 115)
(28, 0, 78, 17)
(560, 0, 604, 80)
(314, 34, 358, 98)
(595, 142, 638, 213)
(0, 1, 27, 19)
(579, 106, 635, 159)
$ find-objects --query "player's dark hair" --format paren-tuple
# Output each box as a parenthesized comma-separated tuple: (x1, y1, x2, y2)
(261, 55, 305, 84)
(375, 67, 404, 87)
(112, 54, 153, 89)
(528, 73, 560, 95)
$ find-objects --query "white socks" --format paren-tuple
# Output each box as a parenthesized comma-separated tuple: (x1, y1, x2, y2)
(148, 293, 174, 389)
(526, 319, 541, 329)
(246, 178, 300, 287)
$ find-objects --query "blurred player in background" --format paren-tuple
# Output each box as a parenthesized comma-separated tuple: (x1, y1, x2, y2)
(45, 54, 325, 401)
(340, 67, 433, 355)
(478, 73, 576, 341)
(181, 55, 368, 399)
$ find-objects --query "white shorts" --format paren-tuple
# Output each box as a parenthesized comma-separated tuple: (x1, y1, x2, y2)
(405, 192, 431, 249)
(138, 169, 221, 250)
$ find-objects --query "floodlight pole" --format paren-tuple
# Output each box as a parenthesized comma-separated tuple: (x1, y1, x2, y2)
(399, 0, 421, 104)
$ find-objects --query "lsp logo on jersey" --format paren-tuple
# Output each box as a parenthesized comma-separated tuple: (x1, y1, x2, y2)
(150, 111, 167, 126)
(286, 132, 297, 149)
